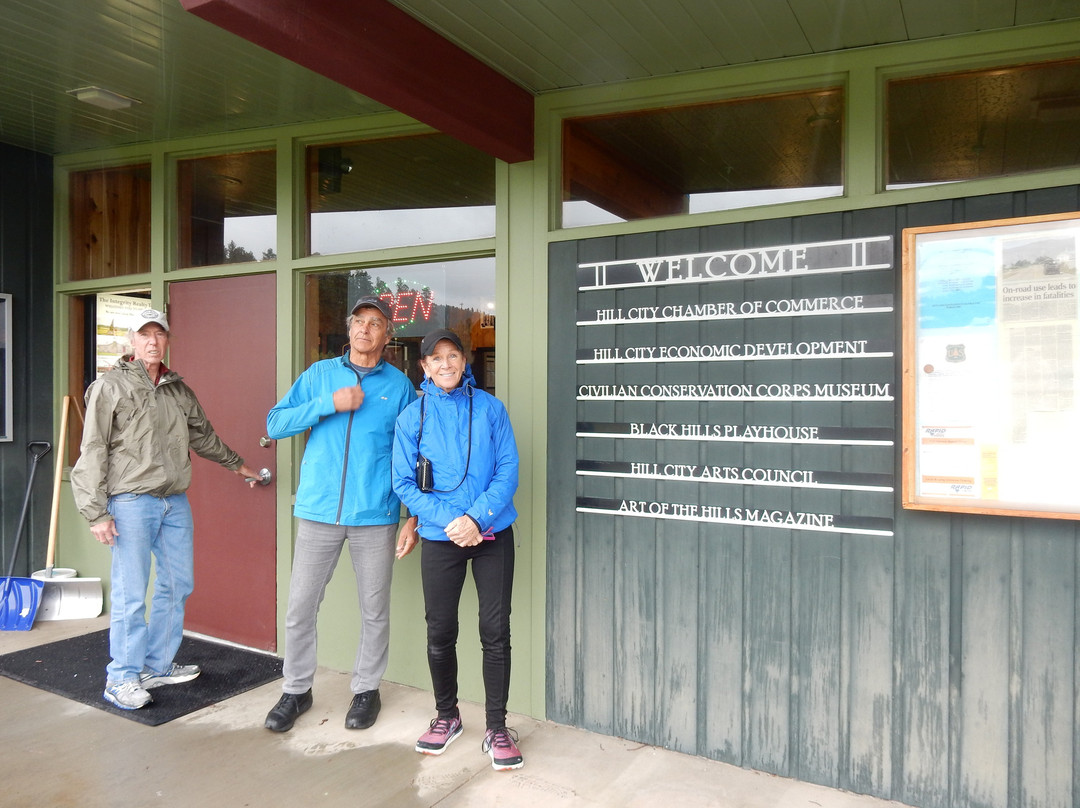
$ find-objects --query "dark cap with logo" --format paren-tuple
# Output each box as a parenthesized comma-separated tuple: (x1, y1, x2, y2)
(420, 328, 465, 357)
(350, 295, 392, 321)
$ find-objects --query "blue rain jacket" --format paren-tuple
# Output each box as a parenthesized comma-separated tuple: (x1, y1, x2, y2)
(268, 354, 416, 526)
(392, 366, 518, 540)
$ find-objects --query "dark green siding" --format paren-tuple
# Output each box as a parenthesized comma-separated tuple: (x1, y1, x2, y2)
(0, 144, 54, 576)
(548, 186, 1080, 808)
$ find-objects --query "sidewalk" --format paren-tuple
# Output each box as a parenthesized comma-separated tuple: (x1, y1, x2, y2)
(0, 617, 916, 808)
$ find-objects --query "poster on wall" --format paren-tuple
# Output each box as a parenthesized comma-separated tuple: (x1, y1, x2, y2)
(0, 294, 11, 441)
(95, 293, 151, 378)
(902, 211, 1080, 519)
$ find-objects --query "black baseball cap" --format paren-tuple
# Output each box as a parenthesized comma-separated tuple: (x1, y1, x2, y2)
(420, 328, 465, 357)
(350, 295, 392, 321)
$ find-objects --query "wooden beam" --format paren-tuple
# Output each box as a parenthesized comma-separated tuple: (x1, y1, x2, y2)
(181, 0, 534, 163)
(563, 122, 685, 220)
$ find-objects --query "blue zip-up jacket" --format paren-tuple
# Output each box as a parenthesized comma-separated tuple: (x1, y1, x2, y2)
(268, 354, 416, 526)
(392, 366, 518, 540)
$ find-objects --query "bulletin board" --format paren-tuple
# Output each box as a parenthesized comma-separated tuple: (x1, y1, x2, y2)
(902, 211, 1080, 519)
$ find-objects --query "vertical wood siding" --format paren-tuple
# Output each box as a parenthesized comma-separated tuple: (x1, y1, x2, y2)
(548, 186, 1080, 808)
(0, 145, 54, 576)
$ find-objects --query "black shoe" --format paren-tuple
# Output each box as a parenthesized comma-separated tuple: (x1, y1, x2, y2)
(344, 689, 381, 729)
(264, 690, 313, 733)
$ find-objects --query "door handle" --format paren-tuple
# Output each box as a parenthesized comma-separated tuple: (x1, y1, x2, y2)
(259, 436, 274, 448)
(246, 468, 273, 486)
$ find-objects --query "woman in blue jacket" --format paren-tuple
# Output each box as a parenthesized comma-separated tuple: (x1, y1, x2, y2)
(392, 328, 522, 770)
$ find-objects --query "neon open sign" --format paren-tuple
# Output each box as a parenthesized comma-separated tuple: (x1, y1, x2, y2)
(380, 291, 434, 324)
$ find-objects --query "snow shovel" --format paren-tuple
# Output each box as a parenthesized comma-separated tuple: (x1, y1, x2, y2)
(31, 396, 103, 621)
(0, 441, 51, 631)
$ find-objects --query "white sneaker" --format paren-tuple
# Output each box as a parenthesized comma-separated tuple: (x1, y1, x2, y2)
(104, 680, 153, 710)
(140, 663, 201, 689)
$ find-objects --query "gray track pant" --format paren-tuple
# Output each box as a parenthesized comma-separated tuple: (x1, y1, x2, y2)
(281, 519, 397, 695)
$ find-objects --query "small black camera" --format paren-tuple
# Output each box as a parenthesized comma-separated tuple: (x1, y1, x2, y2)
(416, 455, 434, 493)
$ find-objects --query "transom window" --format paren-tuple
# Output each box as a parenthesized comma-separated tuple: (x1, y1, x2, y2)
(886, 57, 1080, 188)
(561, 87, 844, 228)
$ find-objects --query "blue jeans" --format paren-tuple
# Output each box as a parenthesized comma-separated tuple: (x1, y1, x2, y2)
(105, 493, 194, 685)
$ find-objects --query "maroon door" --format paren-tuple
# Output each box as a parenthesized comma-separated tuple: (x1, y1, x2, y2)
(167, 274, 278, 650)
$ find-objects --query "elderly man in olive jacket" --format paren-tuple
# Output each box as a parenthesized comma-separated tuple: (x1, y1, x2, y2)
(71, 308, 259, 711)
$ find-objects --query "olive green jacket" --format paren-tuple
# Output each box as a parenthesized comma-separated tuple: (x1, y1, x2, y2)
(70, 357, 244, 526)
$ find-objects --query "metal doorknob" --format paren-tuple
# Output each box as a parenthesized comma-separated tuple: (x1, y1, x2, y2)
(259, 436, 274, 447)
(246, 468, 272, 486)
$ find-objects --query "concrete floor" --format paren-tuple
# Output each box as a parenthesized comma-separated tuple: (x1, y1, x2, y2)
(0, 617, 916, 808)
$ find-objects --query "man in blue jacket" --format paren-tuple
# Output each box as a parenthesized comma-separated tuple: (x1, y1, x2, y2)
(263, 295, 417, 733)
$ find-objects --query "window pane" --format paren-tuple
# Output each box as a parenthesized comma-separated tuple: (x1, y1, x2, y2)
(306, 134, 496, 255)
(177, 150, 276, 268)
(887, 58, 1080, 188)
(304, 257, 496, 391)
(561, 88, 843, 228)
(69, 164, 151, 280)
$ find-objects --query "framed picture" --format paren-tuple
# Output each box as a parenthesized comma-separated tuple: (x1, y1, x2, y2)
(902, 211, 1080, 519)
(0, 294, 11, 442)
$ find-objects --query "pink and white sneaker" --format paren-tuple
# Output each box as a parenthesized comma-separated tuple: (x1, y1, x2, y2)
(415, 714, 463, 754)
(482, 727, 524, 770)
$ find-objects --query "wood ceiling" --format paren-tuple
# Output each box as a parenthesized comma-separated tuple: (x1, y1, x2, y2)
(0, 0, 1077, 163)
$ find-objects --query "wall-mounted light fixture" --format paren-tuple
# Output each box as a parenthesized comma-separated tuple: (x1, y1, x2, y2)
(67, 86, 141, 111)
(318, 146, 353, 194)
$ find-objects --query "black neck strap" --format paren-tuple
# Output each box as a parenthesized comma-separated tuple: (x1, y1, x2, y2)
(418, 386, 473, 493)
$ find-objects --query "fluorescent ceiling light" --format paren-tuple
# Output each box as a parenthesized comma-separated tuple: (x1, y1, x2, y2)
(67, 86, 141, 111)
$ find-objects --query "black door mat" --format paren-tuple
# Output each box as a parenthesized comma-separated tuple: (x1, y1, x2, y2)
(0, 628, 282, 726)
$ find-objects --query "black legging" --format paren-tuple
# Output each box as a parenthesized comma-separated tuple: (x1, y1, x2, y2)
(420, 526, 514, 730)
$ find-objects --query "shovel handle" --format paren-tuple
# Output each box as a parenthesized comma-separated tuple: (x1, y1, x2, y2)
(46, 398, 70, 570)
(4, 441, 52, 582)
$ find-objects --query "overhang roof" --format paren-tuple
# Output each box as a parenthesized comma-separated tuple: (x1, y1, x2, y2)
(0, 0, 1077, 159)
